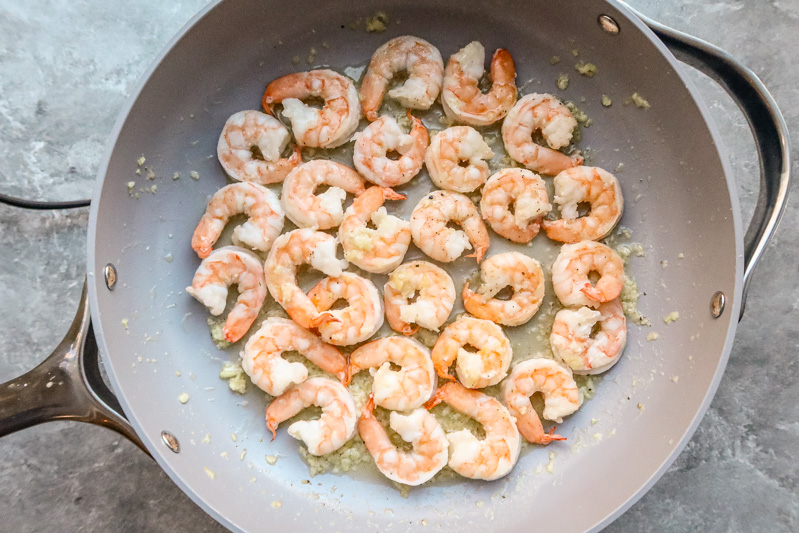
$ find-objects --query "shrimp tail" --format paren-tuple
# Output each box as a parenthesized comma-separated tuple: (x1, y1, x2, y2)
(381, 187, 406, 202)
(465, 245, 488, 262)
(440, 371, 457, 382)
(400, 324, 419, 336)
(362, 393, 376, 418)
(424, 388, 444, 410)
(267, 418, 278, 441)
(344, 362, 355, 386)
(310, 312, 340, 329)
(461, 280, 475, 303)
(580, 283, 602, 301)
(288, 144, 302, 165)
(261, 95, 276, 116)
(406, 109, 424, 130)
(542, 426, 567, 444)
(434, 361, 457, 382)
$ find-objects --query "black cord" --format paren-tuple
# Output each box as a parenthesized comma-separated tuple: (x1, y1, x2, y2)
(0, 192, 90, 210)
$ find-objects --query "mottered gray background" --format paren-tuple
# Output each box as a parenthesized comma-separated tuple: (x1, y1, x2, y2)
(0, 1, 796, 531)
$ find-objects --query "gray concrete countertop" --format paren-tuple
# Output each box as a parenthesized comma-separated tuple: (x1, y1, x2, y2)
(1, 1, 796, 531)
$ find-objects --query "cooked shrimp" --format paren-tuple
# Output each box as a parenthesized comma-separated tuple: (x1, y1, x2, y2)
(264, 228, 347, 329)
(217, 110, 302, 184)
(425, 382, 521, 481)
(462, 252, 545, 327)
(551, 241, 624, 308)
(191, 182, 284, 259)
(262, 69, 360, 148)
(281, 160, 366, 230)
(307, 272, 384, 346)
(441, 42, 517, 127)
(353, 112, 428, 187)
(185, 246, 266, 343)
(543, 166, 624, 243)
(425, 126, 494, 193)
(339, 186, 411, 274)
(348, 337, 436, 411)
(410, 190, 490, 262)
(241, 317, 348, 396)
(384, 261, 455, 334)
(265, 377, 356, 456)
(360, 35, 444, 121)
(550, 299, 627, 375)
(359, 395, 448, 486)
(480, 168, 551, 243)
(502, 93, 583, 175)
(501, 358, 581, 445)
(431, 316, 512, 389)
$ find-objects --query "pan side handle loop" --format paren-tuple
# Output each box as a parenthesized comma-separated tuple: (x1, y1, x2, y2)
(626, 5, 791, 320)
(0, 279, 149, 454)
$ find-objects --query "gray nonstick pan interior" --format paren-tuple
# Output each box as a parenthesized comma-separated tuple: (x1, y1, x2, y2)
(87, 0, 743, 531)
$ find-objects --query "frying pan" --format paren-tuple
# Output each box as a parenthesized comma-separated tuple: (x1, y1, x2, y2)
(0, 0, 790, 531)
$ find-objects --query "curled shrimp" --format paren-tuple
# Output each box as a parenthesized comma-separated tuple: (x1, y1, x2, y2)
(191, 182, 284, 259)
(281, 160, 366, 230)
(360, 35, 444, 121)
(185, 246, 266, 343)
(551, 241, 624, 308)
(431, 316, 512, 389)
(410, 190, 490, 263)
(348, 337, 436, 411)
(502, 93, 583, 175)
(441, 42, 517, 127)
(425, 126, 494, 193)
(543, 166, 623, 243)
(384, 261, 456, 334)
(307, 272, 384, 346)
(550, 299, 627, 375)
(264, 228, 348, 329)
(425, 382, 521, 481)
(359, 394, 448, 486)
(262, 69, 360, 148)
(462, 251, 545, 327)
(217, 110, 302, 184)
(339, 186, 411, 274)
(480, 168, 551, 243)
(241, 317, 348, 396)
(265, 377, 357, 456)
(501, 358, 581, 445)
(353, 112, 428, 187)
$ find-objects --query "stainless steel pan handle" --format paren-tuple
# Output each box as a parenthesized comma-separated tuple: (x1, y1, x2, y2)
(0, 279, 148, 452)
(624, 4, 792, 319)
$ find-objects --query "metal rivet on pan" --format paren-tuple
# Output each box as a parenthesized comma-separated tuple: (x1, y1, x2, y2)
(711, 291, 726, 318)
(161, 431, 180, 453)
(104, 263, 117, 290)
(598, 14, 620, 34)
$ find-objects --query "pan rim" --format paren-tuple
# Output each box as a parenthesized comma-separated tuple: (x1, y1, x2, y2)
(87, 2, 242, 531)
(586, 4, 744, 527)
(86, 1, 745, 531)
